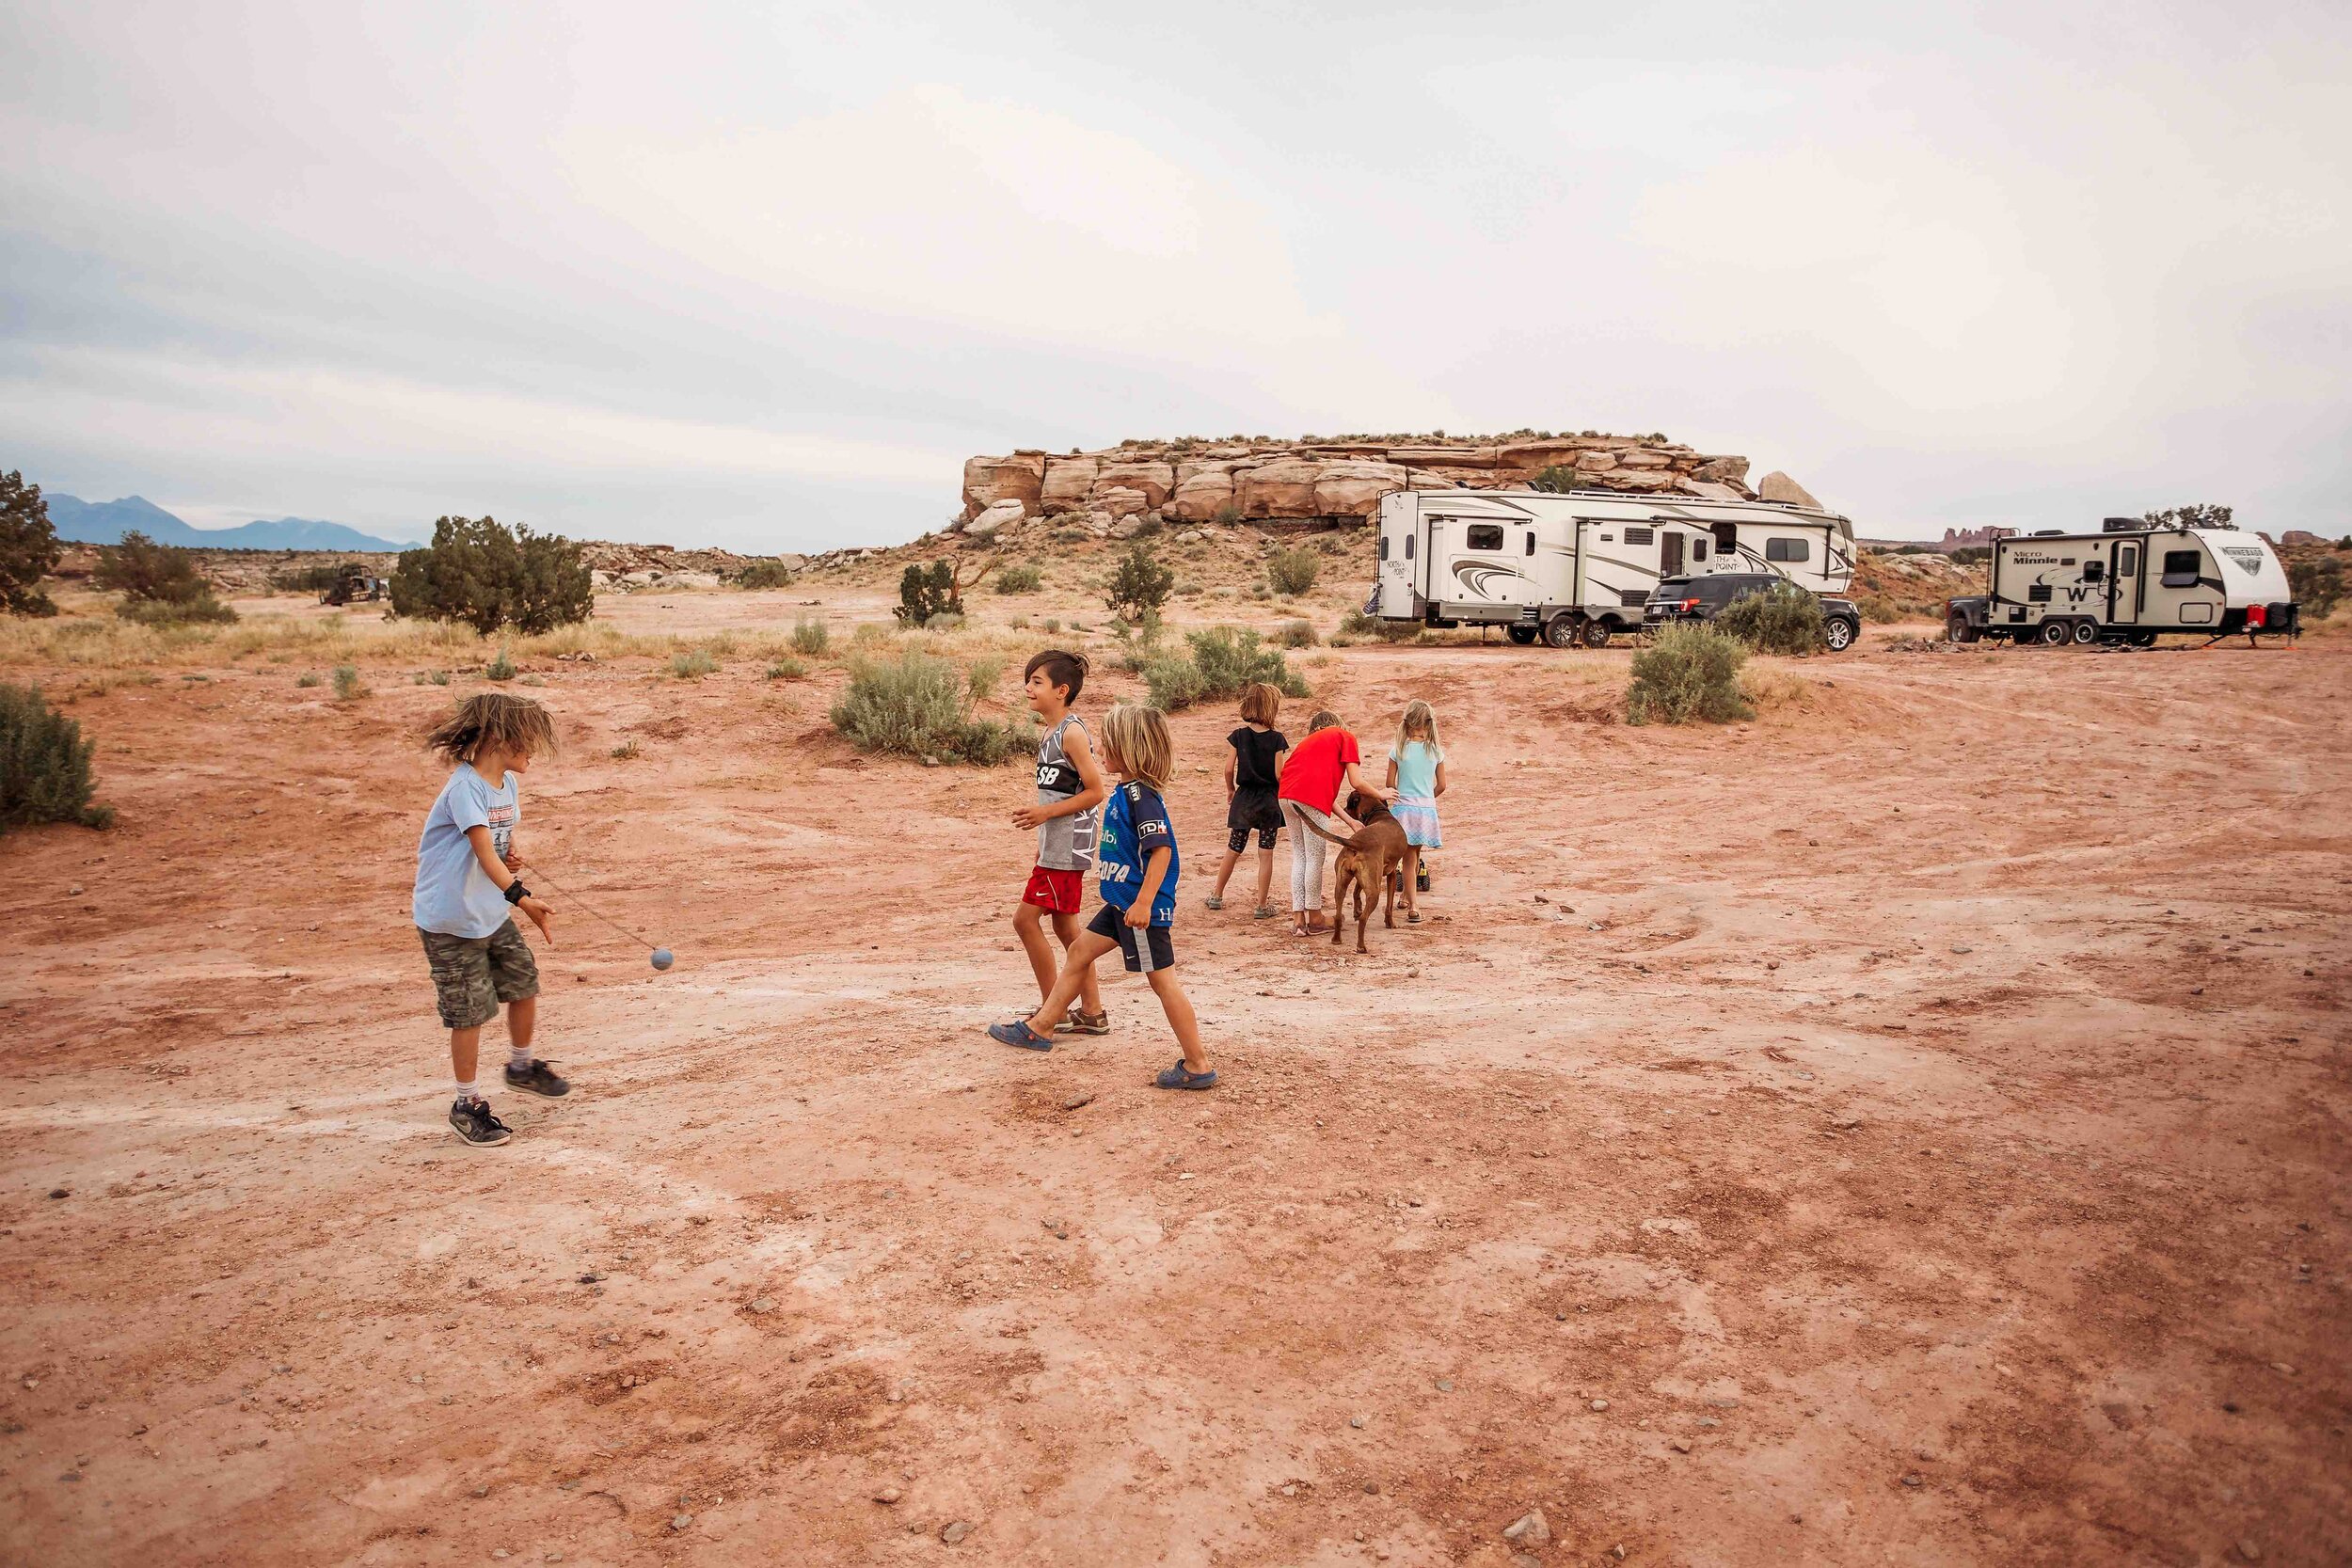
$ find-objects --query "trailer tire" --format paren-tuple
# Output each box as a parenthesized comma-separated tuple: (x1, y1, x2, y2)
(1507, 626, 1538, 645)
(1580, 618, 1614, 649)
(1823, 616, 1858, 652)
(2038, 620, 2072, 647)
(1946, 614, 1979, 644)
(1543, 615, 1581, 649)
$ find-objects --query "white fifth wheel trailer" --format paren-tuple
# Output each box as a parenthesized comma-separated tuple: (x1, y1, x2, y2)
(1366, 489, 1857, 647)
(1944, 520, 2300, 646)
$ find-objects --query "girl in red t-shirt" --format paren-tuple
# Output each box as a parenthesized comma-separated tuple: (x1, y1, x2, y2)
(1275, 710, 1392, 936)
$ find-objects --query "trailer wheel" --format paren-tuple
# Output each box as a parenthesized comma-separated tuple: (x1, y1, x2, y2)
(1508, 626, 1538, 645)
(2038, 620, 2072, 647)
(1580, 618, 1614, 649)
(1946, 614, 1979, 644)
(2070, 619, 2098, 645)
(1543, 614, 1581, 649)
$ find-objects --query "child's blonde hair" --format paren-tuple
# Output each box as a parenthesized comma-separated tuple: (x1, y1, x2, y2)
(1101, 703, 1173, 790)
(1392, 699, 1443, 763)
(425, 692, 558, 765)
(1305, 709, 1340, 734)
(1238, 681, 1281, 726)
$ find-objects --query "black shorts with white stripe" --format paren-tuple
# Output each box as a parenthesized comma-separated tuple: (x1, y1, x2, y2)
(1087, 900, 1176, 974)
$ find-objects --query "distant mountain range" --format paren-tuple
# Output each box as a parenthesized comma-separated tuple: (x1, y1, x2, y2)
(44, 493, 421, 554)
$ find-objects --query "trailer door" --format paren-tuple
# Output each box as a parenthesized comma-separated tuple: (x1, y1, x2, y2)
(2107, 540, 2140, 625)
(1375, 498, 1416, 616)
(1661, 531, 1685, 578)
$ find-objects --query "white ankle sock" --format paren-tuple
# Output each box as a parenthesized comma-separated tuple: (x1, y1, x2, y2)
(454, 1078, 478, 1103)
(508, 1045, 532, 1070)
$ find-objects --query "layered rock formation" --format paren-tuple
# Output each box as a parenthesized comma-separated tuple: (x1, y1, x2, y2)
(954, 433, 1760, 537)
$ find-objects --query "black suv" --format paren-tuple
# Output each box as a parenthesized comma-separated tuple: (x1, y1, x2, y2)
(1643, 573, 1862, 652)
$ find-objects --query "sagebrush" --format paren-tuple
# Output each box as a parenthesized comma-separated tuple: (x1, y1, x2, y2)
(734, 559, 795, 591)
(790, 617, 831, 655)
(1144, 626, 1310, 712)
(1626, 624, 1752, 725)
(831, 650, 1030, 764)
(1265, 546, 1320, 595)
(0, 683, 111, 830)
(993, 564, 1043, 594)
(1712, 583, 1824, 655)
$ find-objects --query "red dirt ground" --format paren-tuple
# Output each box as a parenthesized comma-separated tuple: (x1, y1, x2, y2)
(2, 600, 2347, 1566)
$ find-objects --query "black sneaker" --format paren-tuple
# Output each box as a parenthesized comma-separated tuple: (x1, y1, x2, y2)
(504, 1059, 570, 1098)
(449, 1097, 512, 1147)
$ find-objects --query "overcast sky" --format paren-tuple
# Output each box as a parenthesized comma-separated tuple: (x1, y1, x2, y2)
(4, 1, 2346, 550)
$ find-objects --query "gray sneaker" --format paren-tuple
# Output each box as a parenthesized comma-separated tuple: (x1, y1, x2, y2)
(449, 1097, 512, 1147)
(504, 1059, 570, 1098)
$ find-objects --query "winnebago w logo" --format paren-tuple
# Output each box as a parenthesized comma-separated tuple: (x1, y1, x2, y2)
(2219, 546, 2265, 576)
(1451, 560, 1527, 597)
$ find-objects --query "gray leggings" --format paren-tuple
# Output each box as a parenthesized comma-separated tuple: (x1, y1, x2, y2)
(1284, 800, 1336, 912)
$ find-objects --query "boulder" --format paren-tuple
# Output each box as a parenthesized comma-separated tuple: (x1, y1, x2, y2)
(961, 454, 1044, 519)
(1169, 467, 1237, 522)
(1389, 446, 1502, 468)
(1094, 461, 1175, 511)
(1591, 467, 1677, 490)
(1757, 471, 1822, 508)
(1681, 481, 1749, 502)
(1084, 511, 1114, 536)
(1575, 451, 1617, 472)
(1498, 439, 1605, 470)
(1236, 458, 1324, 518)
(1096, 485, 1151, 518)
(1107, 515, 1144, 539)
(1613, 449, 1673, 469)
(1314, 460, 1409, 516)
(963, 499, 1025, 539)
(1041, 455, 1099, 515)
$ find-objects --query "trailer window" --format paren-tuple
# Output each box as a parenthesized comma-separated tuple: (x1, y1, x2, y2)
(1405, 534, 1414, 560)
(1378, 534, 1389, 561)
(1765, 537, 1810, 562)
(1465, 525, 1503, 551)
(1525, 532, 1535, 556)
(1692, 539, 1708, 562)
(1625, 527, 1654, 546)
(2161, 549, 2201, 587)
(2118, 546, 2137, 576)
(2082, 560, 2103, 583)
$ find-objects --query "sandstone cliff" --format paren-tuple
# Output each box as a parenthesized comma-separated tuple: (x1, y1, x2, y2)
(954, 432, 1758, 540)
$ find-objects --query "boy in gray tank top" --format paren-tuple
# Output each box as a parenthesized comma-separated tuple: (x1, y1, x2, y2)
(1010, 651, 1108, 1034)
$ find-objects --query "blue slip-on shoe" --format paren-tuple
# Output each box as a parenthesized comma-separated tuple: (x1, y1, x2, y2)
(988, 1020, 1056, 1052)
(1153, 1060, 1218, 1091)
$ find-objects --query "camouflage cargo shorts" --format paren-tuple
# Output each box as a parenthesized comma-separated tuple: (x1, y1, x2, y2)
(419, 919, 539, 1029)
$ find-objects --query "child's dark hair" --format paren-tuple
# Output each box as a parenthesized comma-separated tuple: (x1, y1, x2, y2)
(425, 692, 558, 765)
(1306, 709, 1340, 734)
(1025, 648, 1089, 704)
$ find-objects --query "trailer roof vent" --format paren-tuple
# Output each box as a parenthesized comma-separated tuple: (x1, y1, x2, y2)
(2102, 517, 2141, 531)
(2033, 529, 2065, 536)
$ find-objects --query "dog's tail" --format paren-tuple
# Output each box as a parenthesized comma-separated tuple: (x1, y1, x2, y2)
(1297, 815, 1357, 847)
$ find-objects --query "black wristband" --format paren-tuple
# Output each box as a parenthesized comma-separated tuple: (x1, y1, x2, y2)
(504, 880, 530, 905)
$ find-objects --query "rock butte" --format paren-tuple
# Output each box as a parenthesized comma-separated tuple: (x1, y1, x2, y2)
(956, 433, 1816, 542)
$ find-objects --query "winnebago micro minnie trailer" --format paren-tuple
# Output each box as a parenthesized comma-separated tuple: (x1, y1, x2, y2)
(1944, 520, 2299, 646)
(1366, 489, 1856, 647)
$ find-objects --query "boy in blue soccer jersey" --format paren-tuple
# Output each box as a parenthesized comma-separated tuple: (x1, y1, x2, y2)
(988, 703, 1215, 1089)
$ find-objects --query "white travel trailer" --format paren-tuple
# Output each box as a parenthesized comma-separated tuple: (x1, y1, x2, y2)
(1945, 521, 2300, 645)
(1366, 489, 1857, 646)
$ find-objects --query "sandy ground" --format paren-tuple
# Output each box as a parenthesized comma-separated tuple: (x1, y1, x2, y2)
(2, 586, 2347, 1567)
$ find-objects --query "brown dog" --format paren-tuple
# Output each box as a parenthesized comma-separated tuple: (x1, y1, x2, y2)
(1299, 792, 1410, 953)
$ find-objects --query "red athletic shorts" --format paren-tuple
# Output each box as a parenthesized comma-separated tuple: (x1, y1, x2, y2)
(1022, 866, 1085, 915)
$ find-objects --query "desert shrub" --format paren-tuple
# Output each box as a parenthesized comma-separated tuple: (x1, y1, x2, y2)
(295, 673, 321, 689)
(1, 684, 111, 830)
(1277, 619, 1318, 648)
(1948, 546, 1991, 566)
(2288, 556, 2344, 620)
(389, 515, 592, 636)
(1132, 514, 1164, 539)
(1266, 546, 1320, 595)
(1, 470, 62, 617)
(1851, 592, 1908, 625)
(1104, 546, 1174, 620)
(116, 595, 238, 626)
(671, 648, 719, 679)
(2143, 502, 2233, 530)
(1530, 465, 1581, 494)
(1713, 582, 1825, 654)
(966, 655, 1006, 704)
(994, 564, 1043, 594)
(331, 664, 365, 701)
(790, 617, 831, 655)
(485, 647, 516, 681)
(895, 561, 963, 625)
(830, 650, 1030, 765)
(1211, 502, 1244, 528)
(766, 657, 806, 680)
(1145, 626, 1310, 712)
(1626, 624, 1752, 725)
(1042, 618, 1061, 633)
(734, 558, 795, 591)
(1338, 607, 1424, 643)
(924, 611, 965, 632)
(611, 740, 642, 760)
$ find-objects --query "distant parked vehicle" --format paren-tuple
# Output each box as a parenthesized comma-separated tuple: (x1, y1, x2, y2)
(1944, 520, 2297, 646)
(1643, 572, 1862, 652)
(320, 566, 389, 606)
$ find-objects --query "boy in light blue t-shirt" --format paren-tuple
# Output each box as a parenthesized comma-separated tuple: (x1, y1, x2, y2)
(413, 694, 566, 1147)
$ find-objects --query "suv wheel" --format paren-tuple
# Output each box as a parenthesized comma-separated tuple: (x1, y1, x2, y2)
(1543, 614, 1581, 649)
(1580, 618, 1614, 649)
(1823, 616, 1857, 652)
